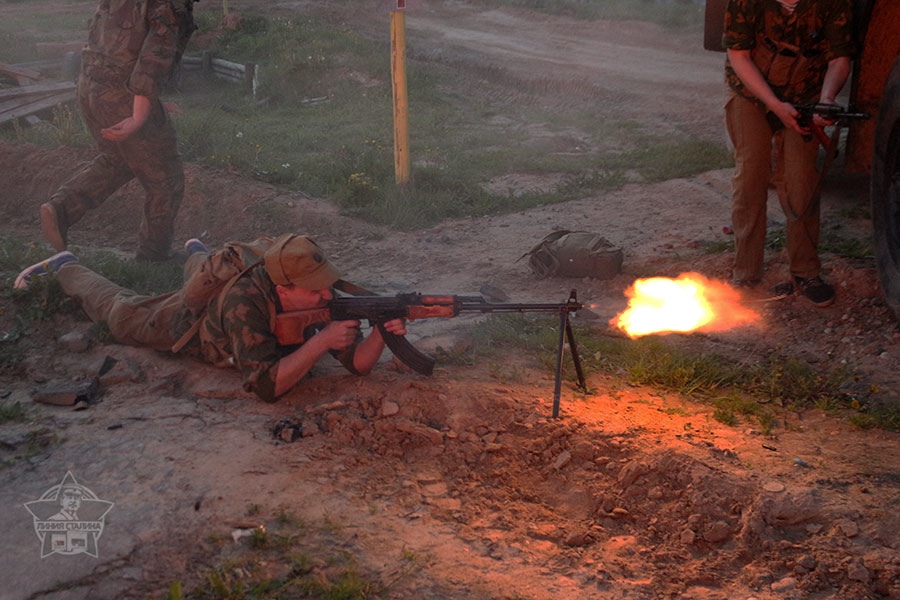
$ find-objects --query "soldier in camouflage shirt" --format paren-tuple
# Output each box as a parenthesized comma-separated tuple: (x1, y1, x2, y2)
(40, 0, 196, 262)
(15, 235, 407, 403)
(722, 0, 854, 307)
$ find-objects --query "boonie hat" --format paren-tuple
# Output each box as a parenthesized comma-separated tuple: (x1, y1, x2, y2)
(264, 234, 340, 289)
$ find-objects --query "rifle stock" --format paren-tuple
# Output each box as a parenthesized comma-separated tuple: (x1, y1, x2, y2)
(273, 291, 584, 376)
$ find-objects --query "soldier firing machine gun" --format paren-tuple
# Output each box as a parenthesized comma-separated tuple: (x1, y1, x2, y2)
(274, 290, 588, 418)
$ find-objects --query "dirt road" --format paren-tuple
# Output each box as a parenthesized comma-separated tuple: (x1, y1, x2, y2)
(408, 3, 726, 142)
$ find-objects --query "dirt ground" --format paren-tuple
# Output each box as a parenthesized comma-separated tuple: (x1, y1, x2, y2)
(1, 2, 899, 599)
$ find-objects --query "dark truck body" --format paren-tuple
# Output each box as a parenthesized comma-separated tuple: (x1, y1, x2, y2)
(704, 0, 900, 319)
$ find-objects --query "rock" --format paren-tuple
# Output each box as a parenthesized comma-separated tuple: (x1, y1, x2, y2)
(32, 379, 97, 406)
(847, 560, 870, 583)
(758, 488, 822, 526)
(703, 520, 732, 543)
(771, 576, 798, 593)
(836, 518, 860, 538)
(763, 481, 785, 493)
(796, 554, 817, 571)
(617, 459, 649, 487)
(553, 450, 572, 470)
(58, 331, 90, 352)
(564, 532, 592, 547)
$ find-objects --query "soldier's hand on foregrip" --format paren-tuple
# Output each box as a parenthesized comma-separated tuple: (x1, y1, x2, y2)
(380, 318, 407, 336)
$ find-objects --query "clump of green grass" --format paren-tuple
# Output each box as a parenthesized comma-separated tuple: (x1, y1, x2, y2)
(711, 392, 777, 433)
(822, 233, 872, 259)
(848, 401, 900, 431)
(167, 510, 415, 600)
(600, 139, 733, 184)
(9, 103, 92, 149)
(0, 401, 26, 424)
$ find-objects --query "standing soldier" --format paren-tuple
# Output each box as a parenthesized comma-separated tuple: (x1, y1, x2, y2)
(722, 0, 854, 307)
(41, 0, 197, 262)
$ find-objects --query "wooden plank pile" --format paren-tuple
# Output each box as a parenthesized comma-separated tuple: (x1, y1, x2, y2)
(0, 63, 76, 126)
(0, 50, 260, 127)
(181, 52, 259, 96)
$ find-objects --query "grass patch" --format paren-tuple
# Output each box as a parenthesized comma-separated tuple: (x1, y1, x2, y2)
(78, 249, 184, 296)
(1, 3, 730, 231)
(0, 234, 183, 372)
(165, 510, 424, 600)
(0, 401, 26, 424)
(7, 103, 92, 149)
(0, 0, 93, 63)
(822, 232, 873, 259)
(454, 314, 900, 431)
(849, 403, 900, 431)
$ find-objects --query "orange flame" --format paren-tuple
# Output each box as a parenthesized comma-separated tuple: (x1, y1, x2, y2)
(611, 272, 761, 338)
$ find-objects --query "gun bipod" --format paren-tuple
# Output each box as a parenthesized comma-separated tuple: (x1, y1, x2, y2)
(552, 289, 587, 418)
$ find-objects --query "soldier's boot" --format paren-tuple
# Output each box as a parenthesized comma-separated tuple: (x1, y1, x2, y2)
(40, 201, 69, 252)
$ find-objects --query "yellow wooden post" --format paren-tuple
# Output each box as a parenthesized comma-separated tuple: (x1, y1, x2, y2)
(390, 6, 410, 185)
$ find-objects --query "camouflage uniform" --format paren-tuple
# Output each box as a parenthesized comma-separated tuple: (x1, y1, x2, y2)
(55, 241, 360, 403)
(722, 0, 854, 283)
(50, 0, 194, 261)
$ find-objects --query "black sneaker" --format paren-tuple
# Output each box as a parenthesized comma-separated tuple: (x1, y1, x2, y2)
(793, 276, 835, 307)
(731, 278, 761, 289)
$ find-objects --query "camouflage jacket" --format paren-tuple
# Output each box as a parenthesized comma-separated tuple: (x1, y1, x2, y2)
(197, 265, 359, 403)
(80, 0, 192, 101)
(723, 0, 854, 104)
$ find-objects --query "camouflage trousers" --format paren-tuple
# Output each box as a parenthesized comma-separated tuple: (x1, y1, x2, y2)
(52, 76, 185, 261)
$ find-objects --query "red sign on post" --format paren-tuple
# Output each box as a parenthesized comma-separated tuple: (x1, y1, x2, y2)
(395, 0, 405, 9)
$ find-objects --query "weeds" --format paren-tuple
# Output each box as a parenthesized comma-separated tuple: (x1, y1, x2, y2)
(822, 232, 873, 259)
(849, 403, 900, 431)
(454, 314, 880, 430)
(0, 401, 26, 424)
(1, 2, 730, 230)
(169, 510, 398, 600)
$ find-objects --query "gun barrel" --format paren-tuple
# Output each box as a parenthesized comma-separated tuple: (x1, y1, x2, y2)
(457, 301, 581, 313)
(795, 103, 871, 121)
(456, 291, 583, 314)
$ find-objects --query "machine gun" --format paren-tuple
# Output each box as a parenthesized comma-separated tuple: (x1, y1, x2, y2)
(792, 102, 870, 128)
(766, 103, 870, 146)
(274, 290, 587, 417)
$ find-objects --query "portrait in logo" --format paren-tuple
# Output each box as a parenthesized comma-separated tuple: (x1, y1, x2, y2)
(24, 471, 114, 558)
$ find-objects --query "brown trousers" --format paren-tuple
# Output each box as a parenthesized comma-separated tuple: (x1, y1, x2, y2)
(56, 253, 209, 352)
(725, 92, 821, 282)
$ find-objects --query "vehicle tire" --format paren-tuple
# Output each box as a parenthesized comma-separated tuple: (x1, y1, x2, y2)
(703, 0, 727, 52)
(871, 57, 900, 320)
